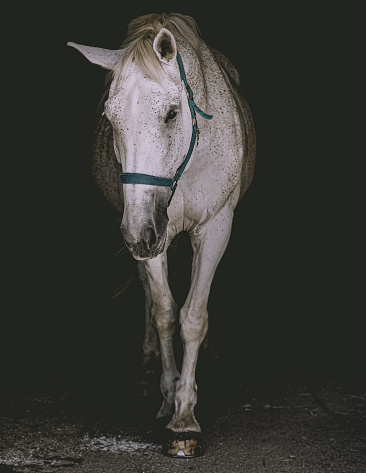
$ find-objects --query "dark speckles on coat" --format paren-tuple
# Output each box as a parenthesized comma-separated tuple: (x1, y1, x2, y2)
(92, 26, 255, 221)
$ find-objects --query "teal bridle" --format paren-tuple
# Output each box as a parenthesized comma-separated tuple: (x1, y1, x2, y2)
(120, 51, 213, 206)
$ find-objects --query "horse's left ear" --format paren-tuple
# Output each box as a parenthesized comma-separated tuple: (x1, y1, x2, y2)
(153, 28, 177, 64)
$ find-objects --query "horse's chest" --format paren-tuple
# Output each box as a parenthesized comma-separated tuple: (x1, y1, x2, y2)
(187, 145, 242, 200)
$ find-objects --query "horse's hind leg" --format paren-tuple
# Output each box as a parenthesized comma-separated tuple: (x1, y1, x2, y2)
(142, 253, 180, 419)
(138, 262, 160, 369)
(164, 204, 234, 457)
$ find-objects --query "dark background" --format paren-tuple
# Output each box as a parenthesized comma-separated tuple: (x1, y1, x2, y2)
(2, 1, 365, 389)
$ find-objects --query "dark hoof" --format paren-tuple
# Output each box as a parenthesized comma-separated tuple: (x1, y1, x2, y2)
(162, 430, 204, 458)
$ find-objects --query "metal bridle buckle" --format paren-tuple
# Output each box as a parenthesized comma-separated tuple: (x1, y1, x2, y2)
(186, 83, 194, 101)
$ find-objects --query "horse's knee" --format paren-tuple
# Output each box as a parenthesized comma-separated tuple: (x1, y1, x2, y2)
(151, 299, 177, 334)
(180, 307, 208, 344)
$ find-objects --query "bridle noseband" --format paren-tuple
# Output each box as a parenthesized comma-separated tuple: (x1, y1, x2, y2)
(119, 50, 213, 206)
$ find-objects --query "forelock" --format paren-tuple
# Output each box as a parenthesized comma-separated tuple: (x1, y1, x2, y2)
(112, 13, 201, 84)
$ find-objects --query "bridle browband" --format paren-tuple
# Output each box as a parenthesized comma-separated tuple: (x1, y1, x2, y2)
(119, 50, 213, 206)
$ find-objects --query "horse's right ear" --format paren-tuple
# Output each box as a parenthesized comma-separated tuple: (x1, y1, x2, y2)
(67, 42, 125, 70)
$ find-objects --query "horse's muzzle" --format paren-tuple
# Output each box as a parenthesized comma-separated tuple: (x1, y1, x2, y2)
(121, 225, 166, 260)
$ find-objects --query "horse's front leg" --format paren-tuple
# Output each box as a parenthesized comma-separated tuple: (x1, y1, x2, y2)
(142, 253, 180, 419)
(165, 204, 234, 457)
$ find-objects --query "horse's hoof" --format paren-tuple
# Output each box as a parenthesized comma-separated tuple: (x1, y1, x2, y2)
(162, 430, 204, 458)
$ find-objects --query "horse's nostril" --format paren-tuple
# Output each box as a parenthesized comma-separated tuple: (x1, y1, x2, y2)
(147, 227, 157, 248)
(120, 226, 127, 239)
(121, 225, 133, 248)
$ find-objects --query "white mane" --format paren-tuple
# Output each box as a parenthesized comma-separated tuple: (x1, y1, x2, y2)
(113, 12, 201, 83)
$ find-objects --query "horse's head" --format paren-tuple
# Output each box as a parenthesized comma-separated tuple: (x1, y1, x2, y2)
(68, 28, 193, 260)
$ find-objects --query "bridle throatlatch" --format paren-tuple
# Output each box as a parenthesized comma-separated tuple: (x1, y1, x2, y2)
(120, 50, 213, 206)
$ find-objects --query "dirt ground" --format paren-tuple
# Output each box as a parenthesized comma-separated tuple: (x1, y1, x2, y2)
(1, 362, 365, 473)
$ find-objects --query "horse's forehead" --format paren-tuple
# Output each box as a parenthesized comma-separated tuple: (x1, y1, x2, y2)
(111, 67, 180, 107)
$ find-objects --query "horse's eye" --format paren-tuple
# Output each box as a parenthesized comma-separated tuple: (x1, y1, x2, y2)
(165, 109, 178, 123)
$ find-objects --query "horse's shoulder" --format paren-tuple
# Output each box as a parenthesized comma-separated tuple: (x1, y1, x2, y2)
(204, 45, 255, 200)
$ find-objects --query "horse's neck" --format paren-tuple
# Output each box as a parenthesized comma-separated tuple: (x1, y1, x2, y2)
(176, 39, 209, 113)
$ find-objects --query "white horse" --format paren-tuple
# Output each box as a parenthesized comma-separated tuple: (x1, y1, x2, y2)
(68, 12, 255, 457)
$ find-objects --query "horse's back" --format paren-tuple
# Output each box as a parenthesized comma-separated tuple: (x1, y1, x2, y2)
(209, 46, 256, 200)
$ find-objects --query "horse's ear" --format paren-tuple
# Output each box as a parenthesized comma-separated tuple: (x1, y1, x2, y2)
(153, 28, 177, 64)
(67, 42, 125, 70)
